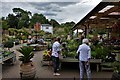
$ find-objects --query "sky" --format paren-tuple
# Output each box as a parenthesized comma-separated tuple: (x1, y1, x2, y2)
(0, 0, 102, 24)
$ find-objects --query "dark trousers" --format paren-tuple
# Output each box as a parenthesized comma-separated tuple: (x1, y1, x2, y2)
(51, 56, 59, 73)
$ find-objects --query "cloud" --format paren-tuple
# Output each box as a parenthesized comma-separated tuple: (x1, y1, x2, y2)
(49, 0, 102, 23)
(1, 2, 41, 17)
(43, 12, 57, 16)
(1, 0, 80, 2)
(1, 0, 102, 24)
(29, 2, 77, 17)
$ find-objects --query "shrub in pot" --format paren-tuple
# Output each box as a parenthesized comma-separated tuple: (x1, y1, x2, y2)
(4, 40, 14, 51)
(112, 61, 120, 74)
(112, 61, 120, 80)
(17, 46, 36, 79)
(43, 50, 51, 61)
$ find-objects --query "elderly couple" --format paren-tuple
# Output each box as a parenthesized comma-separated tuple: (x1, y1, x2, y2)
(51, 37, 91, 80)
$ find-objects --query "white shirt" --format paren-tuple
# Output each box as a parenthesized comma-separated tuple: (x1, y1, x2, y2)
(77, 43, 91, 61)
(51, 41, 61, 57)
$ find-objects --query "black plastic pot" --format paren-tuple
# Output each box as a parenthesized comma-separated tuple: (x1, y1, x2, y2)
(111, 72, 120, 80)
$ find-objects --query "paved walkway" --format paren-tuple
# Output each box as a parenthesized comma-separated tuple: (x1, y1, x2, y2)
(2, 44, 113, 79)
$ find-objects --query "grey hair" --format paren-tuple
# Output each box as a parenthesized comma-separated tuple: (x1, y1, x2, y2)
(82, 38, 89, 43)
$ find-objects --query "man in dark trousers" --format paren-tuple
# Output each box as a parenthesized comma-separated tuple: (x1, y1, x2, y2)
(51, 37, 61, 76)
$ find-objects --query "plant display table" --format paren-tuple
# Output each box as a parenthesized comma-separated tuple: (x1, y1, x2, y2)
(60, 58, 102, 72)
(28, 44, 47, 51)
(101, 62, 113, 71)
(0, 51, 16, 64)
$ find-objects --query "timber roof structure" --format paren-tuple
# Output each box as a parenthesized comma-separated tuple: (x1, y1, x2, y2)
(72, 0, 120, 30)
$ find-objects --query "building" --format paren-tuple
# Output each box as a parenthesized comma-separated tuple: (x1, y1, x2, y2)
(41, 24, 53, 34)
(72, 0, 120, 38)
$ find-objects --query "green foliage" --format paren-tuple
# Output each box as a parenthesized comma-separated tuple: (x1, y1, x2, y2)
(43, 50, 51, 60)
(21, 36, 27, 40)
(30, 13, 49, 27)
(67, 39, 79, 52)
(17, 46, 34, 63)
(67, 51, 76, 57)
(6, 14, 18, 28)
(63, 39, 79, 58)
(49, 19, 60, 27)
(2, 20, 8, 30)
(91, 51, 96, 59)
(3, 51, 13, 57)
(112, 61, 120, 74)
(8, 28, 16, 35)
(13, 8, 31, 28)
(38, 30, 46, 36)
(91, 44, 110, 60)
(4, 40, 14, 48)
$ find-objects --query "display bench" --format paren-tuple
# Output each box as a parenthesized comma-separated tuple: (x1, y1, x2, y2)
(60, 58, 102, 72)
(0, 52, 16, 64)
(28, 44, 47, 51)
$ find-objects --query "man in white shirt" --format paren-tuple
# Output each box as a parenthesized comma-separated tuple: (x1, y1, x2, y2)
(51, 37, 61, 76)
(77, 38, 91, 80)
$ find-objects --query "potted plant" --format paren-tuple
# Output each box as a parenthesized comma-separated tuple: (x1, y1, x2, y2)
(43, 50, 51, 61)
(4, 40, 14, 51)
(112, 61, 120, 80)
(17, 46, 36, 79)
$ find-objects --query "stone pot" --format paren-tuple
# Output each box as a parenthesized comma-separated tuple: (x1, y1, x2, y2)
(20, 62, 36, 79)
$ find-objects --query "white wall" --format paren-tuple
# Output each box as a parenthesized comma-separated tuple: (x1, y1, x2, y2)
(41, 24, 53, 34)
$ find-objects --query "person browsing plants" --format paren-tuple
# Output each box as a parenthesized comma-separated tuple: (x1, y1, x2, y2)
(51, 37, 61, 76)
(76, 38, 91, 80)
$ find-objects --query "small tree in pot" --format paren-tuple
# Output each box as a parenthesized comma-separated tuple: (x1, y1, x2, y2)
(17, 46, 36, 79)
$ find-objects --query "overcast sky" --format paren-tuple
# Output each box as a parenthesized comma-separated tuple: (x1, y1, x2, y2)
(0, 0, 102, 24)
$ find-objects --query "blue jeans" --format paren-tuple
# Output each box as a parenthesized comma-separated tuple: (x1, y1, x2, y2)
(79, 61, 91, 80)
(51, 56, 59, 73)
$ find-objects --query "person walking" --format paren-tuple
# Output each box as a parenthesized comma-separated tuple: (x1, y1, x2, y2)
(76, 38, 91, 80)
(51, 37, 61, 76)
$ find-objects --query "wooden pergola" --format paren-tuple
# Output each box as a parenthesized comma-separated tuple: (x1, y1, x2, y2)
(72, 0, 120, 38)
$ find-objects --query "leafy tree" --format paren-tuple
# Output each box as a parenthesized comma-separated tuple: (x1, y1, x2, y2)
(2, 20, 8, 30)
(13, 8, 31, 29)
(1, 17, 5, 20)
(30, 13, 49, 28)
(8, 28, 14, 36)
(49, 19, 60, 28)
(6, 14, 18, 28)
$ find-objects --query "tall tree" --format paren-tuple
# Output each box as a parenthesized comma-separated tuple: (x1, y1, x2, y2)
(6, 14, 18, 28)
(49, 19, 60, 28)
(13, 8, 31, 29)
(30, 13, 49, 28)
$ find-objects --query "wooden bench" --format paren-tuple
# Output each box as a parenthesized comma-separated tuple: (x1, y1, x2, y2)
(60, 58, 102, 72)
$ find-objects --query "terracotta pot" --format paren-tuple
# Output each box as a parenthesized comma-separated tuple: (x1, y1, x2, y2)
(20, 62, 36, 79)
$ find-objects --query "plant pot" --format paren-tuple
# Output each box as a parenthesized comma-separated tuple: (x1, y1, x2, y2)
(20, 62, 36, 79)
(111, 72, 120, 80)
(20, 40, 24, 44)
